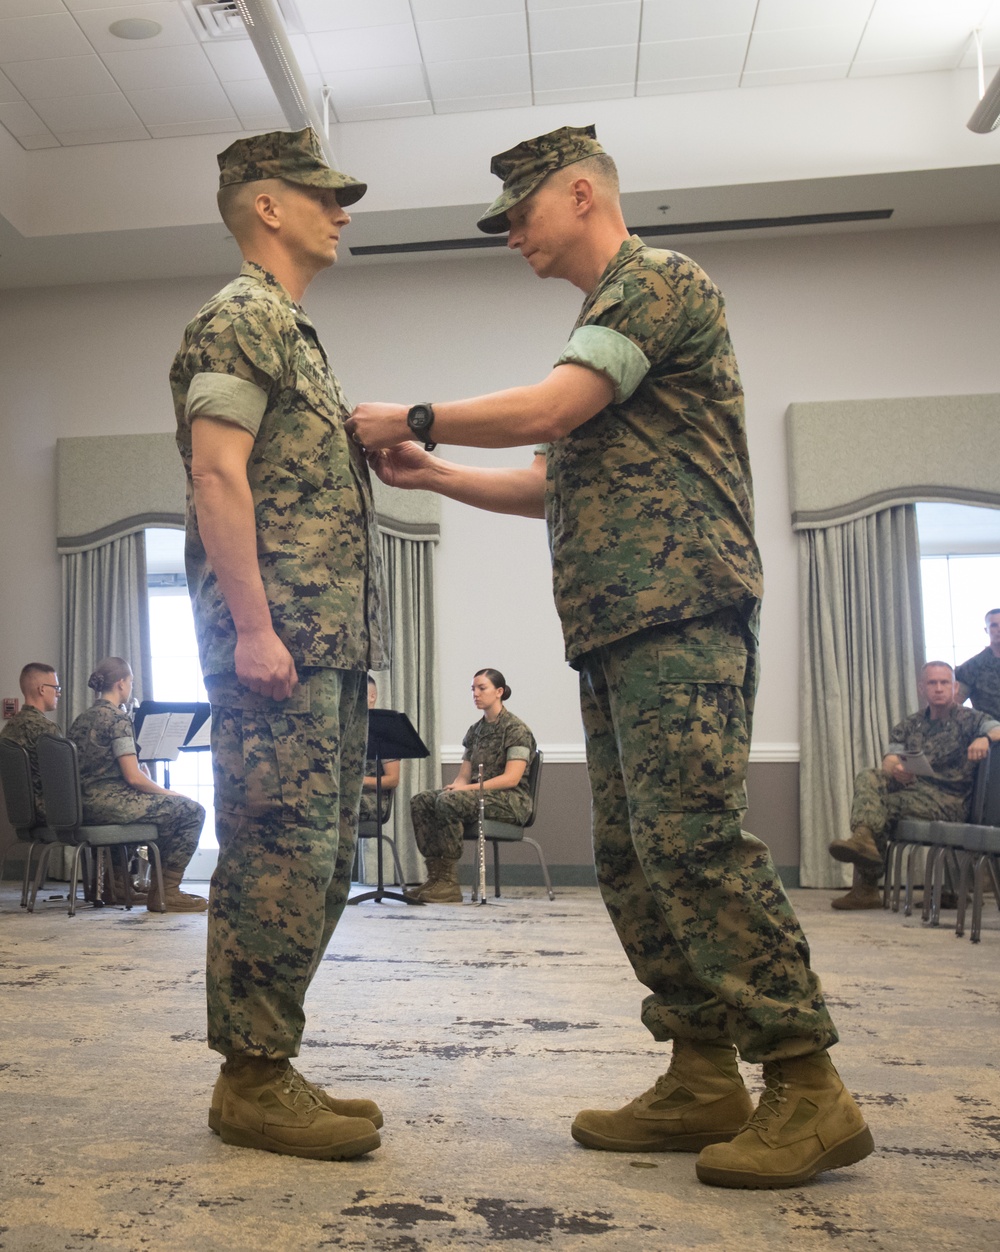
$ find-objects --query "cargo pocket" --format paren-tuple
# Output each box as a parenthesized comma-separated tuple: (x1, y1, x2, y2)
(658, 645, 749, 812)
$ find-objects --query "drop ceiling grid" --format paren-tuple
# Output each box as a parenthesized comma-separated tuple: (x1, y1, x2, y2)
(0, 0, 998, 148)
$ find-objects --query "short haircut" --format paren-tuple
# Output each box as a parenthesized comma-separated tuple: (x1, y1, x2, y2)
(572, 152, 620, 196)
(985, 608, 1000, 620)
(922, 660, 954, 676)
(19, 662, 55, 695)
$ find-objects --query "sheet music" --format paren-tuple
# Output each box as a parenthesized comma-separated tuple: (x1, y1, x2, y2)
(185, 716, 212, 749)
(137, 712, 190, 762)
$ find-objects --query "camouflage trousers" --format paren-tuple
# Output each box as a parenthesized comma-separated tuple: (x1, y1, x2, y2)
(578, 608, 838, 1065)
(81, 784, 204, 875)
(850, 769, 968, 887)
(204, 668, 367, 1060)
(410, 787, 529, 862)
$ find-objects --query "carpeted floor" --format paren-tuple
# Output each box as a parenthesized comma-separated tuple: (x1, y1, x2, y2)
(0, 880, 997, 1252)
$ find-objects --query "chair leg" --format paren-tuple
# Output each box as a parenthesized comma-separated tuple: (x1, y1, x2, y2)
(921, 846, 940, 924)
(971, 855, 987, 944)
(492, 840, 501, 898)
(68, 845, 87, 917)
(20, 843, 37, 908)
(903, 844, 923, 917)
(147, 842, 166, 913)
(955, 854, 974, 938)
(27, 844, 53, 913)
(523, 837, 555, 901)
(890, 842, 906, 913)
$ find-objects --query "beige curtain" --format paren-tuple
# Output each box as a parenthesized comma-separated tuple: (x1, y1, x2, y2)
(798, 506, 925, 887)
(358, 529, 439, 885)
(60, 533, 151, 733)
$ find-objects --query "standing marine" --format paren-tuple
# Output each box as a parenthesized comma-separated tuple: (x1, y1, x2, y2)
(347, 123, 873, 1190)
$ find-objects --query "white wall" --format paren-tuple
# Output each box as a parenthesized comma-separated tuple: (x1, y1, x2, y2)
(2, 221, 999, 752)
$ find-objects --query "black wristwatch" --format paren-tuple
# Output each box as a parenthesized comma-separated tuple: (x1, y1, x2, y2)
(406, 402, 437, 451)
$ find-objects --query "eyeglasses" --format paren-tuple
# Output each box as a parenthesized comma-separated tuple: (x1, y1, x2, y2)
(42, 684, 62, 693)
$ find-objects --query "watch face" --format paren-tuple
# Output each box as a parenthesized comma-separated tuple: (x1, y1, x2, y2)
(408, 405, 432, 432)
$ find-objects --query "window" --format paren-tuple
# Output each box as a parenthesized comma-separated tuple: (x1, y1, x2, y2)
(917, 503, 1000, 671)
(146, 528, 217, 869)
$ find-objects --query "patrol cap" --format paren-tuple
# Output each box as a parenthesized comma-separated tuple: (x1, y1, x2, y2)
(217, 126, 367, 207)
(477, 123, 605, 234)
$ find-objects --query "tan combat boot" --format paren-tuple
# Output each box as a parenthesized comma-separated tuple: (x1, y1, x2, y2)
(695, 1050, 874, 1188)
(828, 825, 882, 867)
(209, 1061, 383, 1134)
(831, 867, 882, 910)
(404, 858, 462, 904)
(146, 868, 209, 913)
(571, 1039, 754, 1152)
(217, 1058, 380, 1160)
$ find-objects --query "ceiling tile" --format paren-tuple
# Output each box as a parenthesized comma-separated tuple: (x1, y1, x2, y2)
(640, 0, 756, 43)
(857, 0, 988, 60)
(850, 53, 968, 77)
(636, 72, 741, 96)
(638, 34, 749, 82)
(417, 13, 528, 63)
(297, 0, 412, 32)
(434, 89, 532, 112)
(2, 0, 65, 17)
(200, 32, 315, 82)
(323, 62, 428, 109)
(532, 45, 637, 90)
(741, 64, 850, 88)
(335, 99, 433, 122)
(529, 3, 640, 54)
(0, 67, 22, 102)
(0, 13, 93, 60)
(71, 3, 198, 54)
(426, 53, 530, 98)
(2, 53, 117, 101)
(745, 27, 864, 72)
(528, 0, 638, 9)
(51, 121, 149, 143)
(413, 0, 522, 17)
(146, 119, 243, 138)
(30, 89, 141, 129)
(309, 23, 421, 73)
(532, 81, 634, 105)
(63, 0, 171, 9)
(0, 98, 51, 137)
(221, 76, 279, 117)
(754, 0, 874, 32)
(101, 43, 217, 91)
(124, 82, 237, 125)
(19, 131, 62, 147)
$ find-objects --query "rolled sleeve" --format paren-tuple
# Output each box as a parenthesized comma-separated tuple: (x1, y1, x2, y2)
(111, 733, 136, 760)
(506, 745, 532, 762)
(556, 324, 650, 404)
(185, 372, 269, 437)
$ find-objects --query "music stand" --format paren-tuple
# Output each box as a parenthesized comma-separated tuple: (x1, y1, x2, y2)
(350, 709, 428, 906)
(134, 700, 211, 789)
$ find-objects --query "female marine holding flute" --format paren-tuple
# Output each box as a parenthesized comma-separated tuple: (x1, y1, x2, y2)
(406, 668, 535, 904)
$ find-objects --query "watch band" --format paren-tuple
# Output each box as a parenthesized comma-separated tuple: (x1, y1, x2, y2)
(407, 402, 437, 452)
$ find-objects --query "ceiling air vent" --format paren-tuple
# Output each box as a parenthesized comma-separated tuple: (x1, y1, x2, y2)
(181, 0, 303, 42)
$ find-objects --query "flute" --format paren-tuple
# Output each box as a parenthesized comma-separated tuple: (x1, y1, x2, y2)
(475, 762, 487, 905)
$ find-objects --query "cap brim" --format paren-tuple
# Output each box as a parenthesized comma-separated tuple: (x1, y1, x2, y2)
(286, 168, 368, 206)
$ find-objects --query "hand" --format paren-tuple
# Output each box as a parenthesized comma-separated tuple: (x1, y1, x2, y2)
(234, 629, 298, 701)
(366, 441, 435, 490)
(883, 754, 915, 785)
(346, 403, 410, 450)
(968, 735, 990, 762)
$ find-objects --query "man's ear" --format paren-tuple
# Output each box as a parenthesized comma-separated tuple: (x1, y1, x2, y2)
(571, 176, 596, 217)
(254, 191, 282, 232)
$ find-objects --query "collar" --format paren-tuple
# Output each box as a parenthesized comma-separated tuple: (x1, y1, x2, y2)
(238, 261, 316, 331)
(592, 235, 644, 291)
(922, 704, 960, 723)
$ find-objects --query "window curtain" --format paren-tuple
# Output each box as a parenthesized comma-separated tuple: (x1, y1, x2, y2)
(798, 506, 925, 887)
(358, 529, 439, 886)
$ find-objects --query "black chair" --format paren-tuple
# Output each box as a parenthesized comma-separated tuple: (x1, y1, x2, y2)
(0, 738, 60, 910)
(461, 751, 554, 900)
(36, 734, 164, 917)
(356, 789, 405, 886)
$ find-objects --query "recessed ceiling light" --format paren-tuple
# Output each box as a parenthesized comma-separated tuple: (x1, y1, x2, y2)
(108, 18, 163, 40)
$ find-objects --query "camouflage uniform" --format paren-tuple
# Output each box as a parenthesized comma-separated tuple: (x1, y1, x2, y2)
(411, 710, 535, 861)
(171, 146, 389, 1059)
(359, 756, 397, 824)
(478, 124, 835, 1063)
(955, 647, 1000, 720)
(0, 705, 56, 822)
(851, 704, 999, 887)
(67, 703, 204, 873)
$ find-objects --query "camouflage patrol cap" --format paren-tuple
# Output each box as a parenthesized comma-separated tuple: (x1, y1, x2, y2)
(477, 123, 604, 234)
(217, 126, 367, 207)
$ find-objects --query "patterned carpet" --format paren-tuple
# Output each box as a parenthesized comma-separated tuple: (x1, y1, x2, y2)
(0, 881, 997, 1252)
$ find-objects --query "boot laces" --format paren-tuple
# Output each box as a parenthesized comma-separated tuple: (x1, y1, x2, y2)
(280, 1065, 323, 1112)
(745, 1066, 788, 1131)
